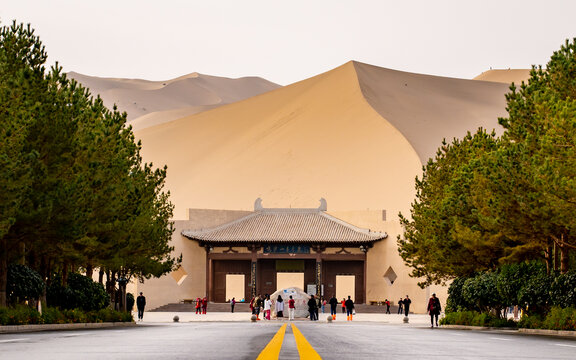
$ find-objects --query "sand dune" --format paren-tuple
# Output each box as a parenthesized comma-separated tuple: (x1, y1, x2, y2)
(135, 61, 513, 219)
(67, 71, 281, 122)
(355, 63, 511, 162)
(473, 69, 531, 84)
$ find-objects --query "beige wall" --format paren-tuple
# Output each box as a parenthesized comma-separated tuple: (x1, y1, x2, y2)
(330, 210, 448, 313)
(140, 207, 449, 313)
(137, 221, 203, 310)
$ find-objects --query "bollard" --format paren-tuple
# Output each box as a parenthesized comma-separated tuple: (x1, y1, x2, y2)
(403, 316, 409, 323)
(173, 315, 180, 322)
(327, 315, 333, 323)
(251, 314, 257, 322)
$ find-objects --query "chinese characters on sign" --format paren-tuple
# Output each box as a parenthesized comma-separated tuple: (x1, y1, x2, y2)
(263, 245, 310, 254)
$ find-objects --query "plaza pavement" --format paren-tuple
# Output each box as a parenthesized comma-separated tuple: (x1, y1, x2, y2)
(136, 310, 434, 326)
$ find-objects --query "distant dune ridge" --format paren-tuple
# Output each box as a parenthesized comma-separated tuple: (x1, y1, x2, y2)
(473, 69, 532, 84)
(67, 71, 281, 130)
(129, 61, 530, 218)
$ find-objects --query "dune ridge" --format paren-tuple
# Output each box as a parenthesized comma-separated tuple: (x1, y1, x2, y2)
(473, 69, 531, 84)
(135, 61, 514, 218)
(67, 71, 281, 123)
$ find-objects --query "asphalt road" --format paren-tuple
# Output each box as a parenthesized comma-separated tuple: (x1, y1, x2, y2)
(1, 321, 575, 359)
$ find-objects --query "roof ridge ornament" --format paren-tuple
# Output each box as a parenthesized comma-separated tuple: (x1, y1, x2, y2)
(318, 198, 327, 211)
(254, 198, 263, 211)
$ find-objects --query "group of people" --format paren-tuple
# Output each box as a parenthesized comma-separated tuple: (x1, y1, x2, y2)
(250, 294, 288, 320)
(136, 291, 441, 326)
(397, 295, 412, 316)
(396, 293, 442, 327)
(194, 296, 209, 314)
(311, 295, 355, 321)
(249, 293, 357, 321)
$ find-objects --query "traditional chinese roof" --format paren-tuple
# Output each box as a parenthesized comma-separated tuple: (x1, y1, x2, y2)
(182, 205, 387, 245)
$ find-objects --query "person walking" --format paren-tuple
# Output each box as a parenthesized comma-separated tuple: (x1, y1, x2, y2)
(397, 298, 404, 314)
(276, 295, 284, 318)
(288, 295, 296, 320)
(231, 297, 236, 313)
(345, 296, 355, 321)
(341, 298, 346, 313)
(403, 295, 411, 317)
(315, 295, 321, 320)
(256, 294, 263, 320)
(201, 296, 208, 314)
(385, 299, 391, 314)
(329, 295, 338, 320)
(321, 297, 326, 314)
(308, 295, 318, 321)
(195, 297, 202, 314)
(263, 294, 272, 320)
(136, 292, 146, 321)
(427, 293, 441, 327)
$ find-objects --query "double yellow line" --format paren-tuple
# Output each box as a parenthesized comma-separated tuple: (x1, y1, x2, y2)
(257, 323, 321, 360)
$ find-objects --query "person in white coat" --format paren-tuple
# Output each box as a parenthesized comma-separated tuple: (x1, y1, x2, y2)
(263, 294, 272, 320)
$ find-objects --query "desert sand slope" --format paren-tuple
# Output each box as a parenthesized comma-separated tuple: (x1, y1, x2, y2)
(67, 72, 281, 122)
(473, 69, 531, 84)
(354, 62, 511, 163)
(129, 105, 221, 131)
(135, 62, 513, 219)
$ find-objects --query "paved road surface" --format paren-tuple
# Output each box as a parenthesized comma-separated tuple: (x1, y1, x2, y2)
(1, 317, 575, 359)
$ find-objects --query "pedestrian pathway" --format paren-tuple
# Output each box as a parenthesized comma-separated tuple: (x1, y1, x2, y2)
(135, 311, 433, 326)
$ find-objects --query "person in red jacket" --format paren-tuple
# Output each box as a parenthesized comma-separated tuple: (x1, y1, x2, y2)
(341, 298, 346, 313)
(202, 296, 208, 314)
(427, 293, 441, 328)
(288, 295, 296, 320)
(195, 297, 202, 314)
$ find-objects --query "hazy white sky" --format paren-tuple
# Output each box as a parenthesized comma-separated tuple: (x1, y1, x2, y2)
(2, 0, 575, 85)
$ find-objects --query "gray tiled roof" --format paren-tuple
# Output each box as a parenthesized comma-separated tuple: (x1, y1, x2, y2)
(182, 208, 387, 243)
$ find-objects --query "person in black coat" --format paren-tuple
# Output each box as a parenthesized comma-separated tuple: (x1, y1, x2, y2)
(308, 295, 318, 321)
(403, 295, 411, 317)
(329, 295, 338, 320)
(136, 292, 146, 321)
(345, 296, 355, 321)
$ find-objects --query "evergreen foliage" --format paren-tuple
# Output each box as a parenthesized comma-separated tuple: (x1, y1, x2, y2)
(398, 38, 576, 285)
(6, 264, 44, 304)
(0, 20, 180, 308)
(47, 273, 109, 311)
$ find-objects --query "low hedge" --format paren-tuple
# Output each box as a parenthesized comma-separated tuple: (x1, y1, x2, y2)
(0, 306, 133, 326)
(440, 311, 517, 328)
(442, 307, 576, 331)
(519, 307, 576, 331)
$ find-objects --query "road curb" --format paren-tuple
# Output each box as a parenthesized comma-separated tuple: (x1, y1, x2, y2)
(441, 325, 576, 338)
(0, 321, 137, 334)
(518, 328, 576, 338)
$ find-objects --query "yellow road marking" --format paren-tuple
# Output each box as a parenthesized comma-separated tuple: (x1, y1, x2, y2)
(291, 323, 322, 360)
(256, 323, 288, 360)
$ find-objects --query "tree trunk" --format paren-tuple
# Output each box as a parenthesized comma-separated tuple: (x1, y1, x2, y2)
(98, 268, 104, 284)
(545, 242, 553, 275)
(62, 261, 69, 286)
(86, 263, 93, 279)
(0, 238, 8, 307)
(554, 242, 560, 272)
(19, 242, 25, 265)
(560, 241, 569, 274)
